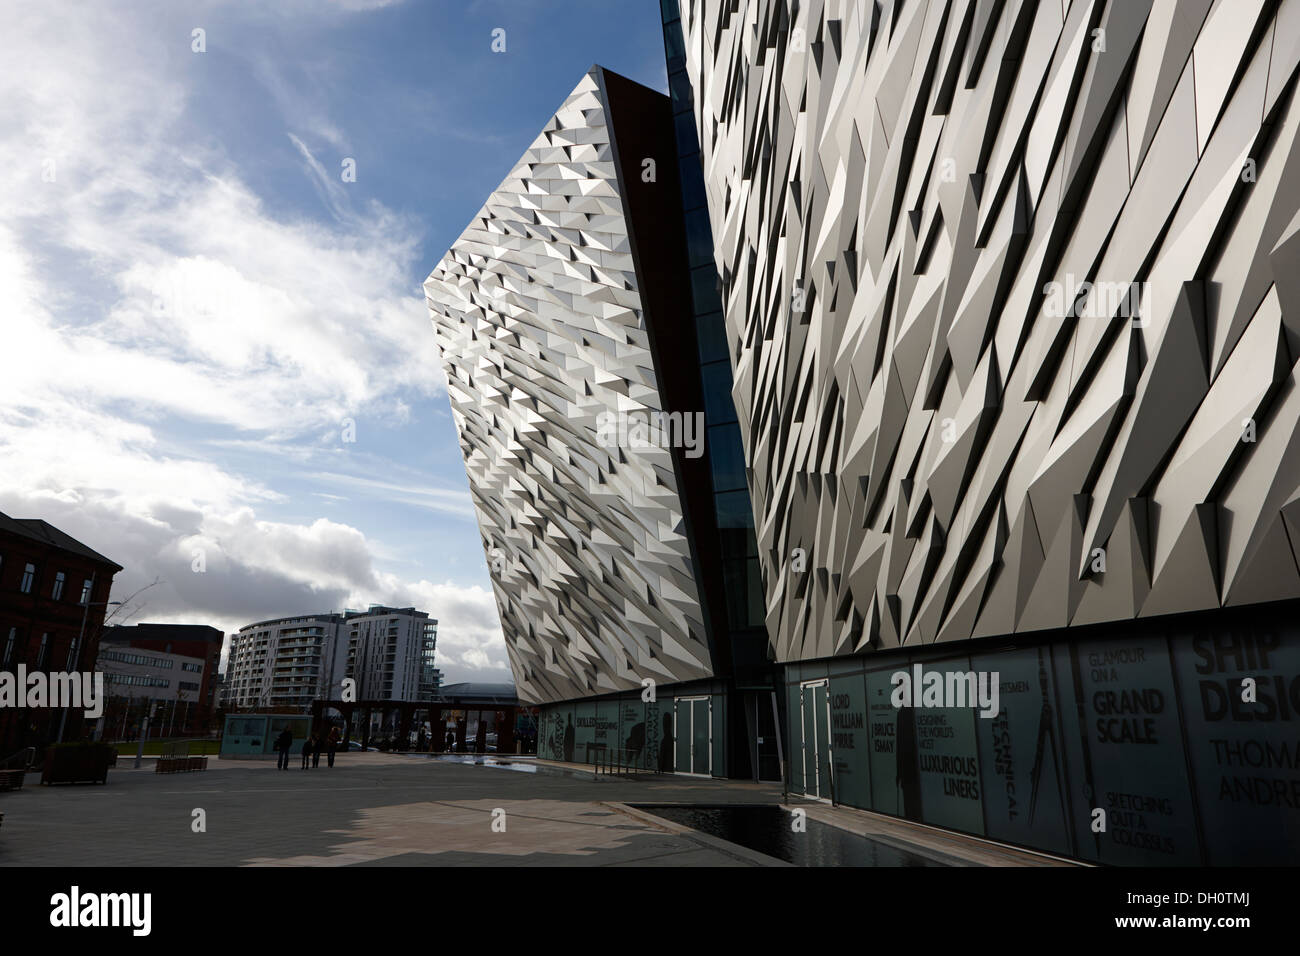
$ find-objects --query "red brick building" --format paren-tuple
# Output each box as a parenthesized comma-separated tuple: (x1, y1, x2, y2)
(0, 510, 122, 755)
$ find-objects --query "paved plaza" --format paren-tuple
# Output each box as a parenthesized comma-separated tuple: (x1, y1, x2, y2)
(0, 754, 1071, 866)
(0, 754, 791, 866)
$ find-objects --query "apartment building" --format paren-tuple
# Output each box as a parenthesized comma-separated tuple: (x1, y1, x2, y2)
(224, 614, 347, 713)
(343, 606, 440, 702)
(225, 607, 439, 713)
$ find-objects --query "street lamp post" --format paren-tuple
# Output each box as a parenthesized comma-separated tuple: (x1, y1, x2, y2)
(56, 589, 122, 744)
(55, 576, 160, 745)
(134, 699, 158, 769)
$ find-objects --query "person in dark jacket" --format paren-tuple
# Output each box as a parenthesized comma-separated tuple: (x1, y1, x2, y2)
(311, 732, 323, 768)
(275, 728, 293, 770)
(445, 730, 456, 753)
(327, 727, 341, 767)
(301, 733, 314, 769)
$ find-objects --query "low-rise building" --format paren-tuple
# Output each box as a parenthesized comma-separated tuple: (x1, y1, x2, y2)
(100, 622, 222, 733)
(95, 640, 207, 739)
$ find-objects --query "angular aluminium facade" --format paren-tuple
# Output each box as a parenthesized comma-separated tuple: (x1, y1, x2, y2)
(426, 65, 771, 779)
(678, 0, 1300, 863)
(426, 68, 714, 704)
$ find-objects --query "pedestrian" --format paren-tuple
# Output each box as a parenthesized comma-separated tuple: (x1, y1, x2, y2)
(444, 729, 455, 753)
(327, 726, 340, 768)
(312, 731, 323, 768)
(301, 733, 314, 769)
(275, 727, 293, 770)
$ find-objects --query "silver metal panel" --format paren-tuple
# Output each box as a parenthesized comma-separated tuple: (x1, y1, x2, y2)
(681, 0, 1300, 662)
(424, 69, 712, 705)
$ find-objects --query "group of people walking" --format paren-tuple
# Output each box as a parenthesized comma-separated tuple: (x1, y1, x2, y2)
(274, 725, 342, 770)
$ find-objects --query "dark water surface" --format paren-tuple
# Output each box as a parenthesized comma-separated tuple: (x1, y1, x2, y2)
(635, 804, 950, 866)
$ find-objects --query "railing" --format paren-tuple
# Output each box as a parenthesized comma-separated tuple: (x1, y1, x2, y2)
(592, 748, 657, 777)
(0, 747, 34, 790)
(0, 747, 35, 771)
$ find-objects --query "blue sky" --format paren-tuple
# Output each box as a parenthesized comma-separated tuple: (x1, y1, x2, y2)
(0, 0, 672, 683)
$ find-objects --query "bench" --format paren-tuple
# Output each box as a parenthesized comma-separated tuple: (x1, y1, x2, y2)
(0, 769, 24, 791)
(154, 746, 208, 774)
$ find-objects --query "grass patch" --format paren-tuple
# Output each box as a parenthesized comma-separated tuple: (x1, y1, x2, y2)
(111, 738, 220, 757)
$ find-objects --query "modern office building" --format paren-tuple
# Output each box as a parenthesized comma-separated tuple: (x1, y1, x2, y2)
(101, 622, 223, 731)
(94, 640, 207, 738)
(426, 0, 1300, 864)
(675, 0, 1300, 864)
(425, 63, 774, 778)
(0, 510, 122, 753)
(225, 607, 439, 715)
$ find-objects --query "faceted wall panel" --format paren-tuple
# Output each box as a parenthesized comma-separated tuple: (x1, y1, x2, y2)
(681, 0, 1300, 663)
(425, 69, 714, 705)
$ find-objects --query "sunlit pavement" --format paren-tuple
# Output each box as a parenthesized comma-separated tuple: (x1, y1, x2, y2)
(0, 753, 789, 866)
(0, 753, 1070, 866)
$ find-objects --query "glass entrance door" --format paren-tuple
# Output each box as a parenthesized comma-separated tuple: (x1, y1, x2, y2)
(673, 696, 712, 775)
(800, 680, 831, 799)
(745, 691, 782, 781)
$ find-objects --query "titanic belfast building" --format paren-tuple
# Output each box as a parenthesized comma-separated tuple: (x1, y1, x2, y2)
(428, 0, 1300, 865)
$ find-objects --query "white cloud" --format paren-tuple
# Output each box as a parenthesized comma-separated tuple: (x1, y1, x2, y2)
(0, 5, 442, 437)
(0, 2, 510, 685)
(307, 472, 478, 518)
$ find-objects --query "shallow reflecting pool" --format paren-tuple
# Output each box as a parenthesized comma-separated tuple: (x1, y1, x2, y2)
(635, 804, 948, 866)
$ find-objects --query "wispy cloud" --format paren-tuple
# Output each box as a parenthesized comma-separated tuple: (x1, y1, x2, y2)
(0, 0, 509, 683)
(308, 472, 478, 518)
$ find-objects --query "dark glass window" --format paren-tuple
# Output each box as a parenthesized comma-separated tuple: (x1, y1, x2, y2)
(700, 360, 737, 425)
(723, 557, 766, 629)
(685, 207, 714, 269)
(664, 19, 686, 72)
(20, 563, 35, 594)
(670, 70, 693, 114)
(660, 0, 681, 20)
(745, 558, 764, 626)
(715, 489, 755, 529)
(708, 424, 748, 492)
(691, 267, 722, 315)
(674, 109, 700, 157)
(717, 490, 758, 561)
(695, 310, 729, 363)
(678, 158, 707, 211)
(719, 527, 751, 561)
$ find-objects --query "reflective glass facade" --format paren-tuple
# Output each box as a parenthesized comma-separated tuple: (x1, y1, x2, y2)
(661, 2, 765, 658)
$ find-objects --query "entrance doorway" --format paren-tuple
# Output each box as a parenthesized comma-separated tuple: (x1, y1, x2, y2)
(799, 680, 832, 800)
(742, 690, 783, 781)
(673, 696, 711, 775)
